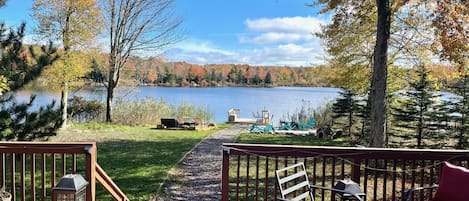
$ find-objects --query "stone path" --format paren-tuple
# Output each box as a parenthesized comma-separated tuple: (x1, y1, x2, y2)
(158, 124, 248, 201)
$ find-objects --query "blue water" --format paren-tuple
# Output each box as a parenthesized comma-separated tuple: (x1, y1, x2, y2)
(15, 87, 341, 125)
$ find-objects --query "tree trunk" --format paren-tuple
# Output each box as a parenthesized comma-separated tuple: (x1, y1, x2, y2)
(106, 82, 114, 122)
(348, 111, 353, 136)
(369, 0, 391, 147)
(60, 83, 68, 128)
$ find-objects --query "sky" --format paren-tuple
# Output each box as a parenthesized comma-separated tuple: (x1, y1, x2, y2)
(0, 0, 331, 66)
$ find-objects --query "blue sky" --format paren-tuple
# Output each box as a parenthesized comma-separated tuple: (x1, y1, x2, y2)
(0, 0, 331, 66)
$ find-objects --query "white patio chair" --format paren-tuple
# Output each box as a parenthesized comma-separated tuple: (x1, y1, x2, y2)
(275, 162, 365, 201)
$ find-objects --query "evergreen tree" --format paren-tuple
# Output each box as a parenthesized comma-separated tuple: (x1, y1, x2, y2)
(391, 65, 444, 148)
(265, 71, 272, 86)
(252, 73, 261, 85)
(444, 73, 468, 149)
(356, 94, 371, 143)
(332, 89, 360, 136)
(0, 21, 61, 141)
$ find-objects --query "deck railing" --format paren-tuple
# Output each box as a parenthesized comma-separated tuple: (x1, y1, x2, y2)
(221, 143, 469, 201)
(0, 142, 128, 201)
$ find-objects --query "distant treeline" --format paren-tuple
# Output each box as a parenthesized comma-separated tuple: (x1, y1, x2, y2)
(85, 56, 458, 90)
(87, 56, 334, 87)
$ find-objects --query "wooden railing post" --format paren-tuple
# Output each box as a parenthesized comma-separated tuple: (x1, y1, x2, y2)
(85, 143, 97, 201)
(221, 147, 230, 201)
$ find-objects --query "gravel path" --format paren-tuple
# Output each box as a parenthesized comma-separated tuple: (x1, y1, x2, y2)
(159, 124, 248, 201)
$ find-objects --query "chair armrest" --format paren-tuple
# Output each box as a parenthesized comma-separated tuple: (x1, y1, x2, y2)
(310, 184, 365, 201)
(402, 184, 439, 201)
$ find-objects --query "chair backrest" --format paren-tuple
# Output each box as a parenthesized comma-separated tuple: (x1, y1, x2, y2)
(275, 162, 314, 201)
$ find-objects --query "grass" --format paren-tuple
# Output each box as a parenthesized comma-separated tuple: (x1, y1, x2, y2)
(235, 132, 352, 147)
(50, 122, 229, 201)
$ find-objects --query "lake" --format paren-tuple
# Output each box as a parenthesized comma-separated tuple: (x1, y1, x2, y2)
(15, 87, 341, 125)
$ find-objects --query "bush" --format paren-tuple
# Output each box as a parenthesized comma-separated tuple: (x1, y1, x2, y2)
(68, 96, 104, 123)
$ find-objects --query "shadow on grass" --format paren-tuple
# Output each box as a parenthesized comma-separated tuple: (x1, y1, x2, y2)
(95, 138, 201, 200)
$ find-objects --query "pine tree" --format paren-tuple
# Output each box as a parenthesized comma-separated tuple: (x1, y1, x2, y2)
(356, 94, 371, 143)
(332, 89, 360, 136)
(264, 71, 272, 86)
(0, 20, 60, 141)
(443, 73, 468, 149)
(391, 65, 444, 148)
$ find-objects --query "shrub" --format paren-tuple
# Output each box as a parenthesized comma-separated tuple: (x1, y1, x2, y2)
(68, 96, 104, 123)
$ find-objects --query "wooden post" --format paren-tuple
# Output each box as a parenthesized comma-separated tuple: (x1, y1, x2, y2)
(85, 143, 97, 201)
(221, 147, 230, 201)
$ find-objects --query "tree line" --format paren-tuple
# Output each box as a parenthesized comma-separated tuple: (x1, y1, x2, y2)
(85, 55, 460, 90)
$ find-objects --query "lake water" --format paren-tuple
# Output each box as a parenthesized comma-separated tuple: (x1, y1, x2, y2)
(15, 87, 341, 125)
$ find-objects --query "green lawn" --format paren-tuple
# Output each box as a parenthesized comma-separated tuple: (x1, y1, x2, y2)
(50, 123, 229, 201)
(235, 132, 352, 146)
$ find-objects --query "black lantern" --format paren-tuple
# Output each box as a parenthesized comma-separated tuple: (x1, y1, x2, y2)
(333, 179, 366, 201)
(52, 174, 88, 201)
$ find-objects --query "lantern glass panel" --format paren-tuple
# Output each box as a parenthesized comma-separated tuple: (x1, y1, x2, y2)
(56, 192, 75, 201)
(77, 189, 86, 201)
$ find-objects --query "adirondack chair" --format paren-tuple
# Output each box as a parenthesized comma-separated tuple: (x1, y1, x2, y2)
(275, 162, 365, 201)
(402, 162, 469, 201)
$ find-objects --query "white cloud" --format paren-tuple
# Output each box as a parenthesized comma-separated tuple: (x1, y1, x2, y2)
(172, 39, 235, 55)
(245, 16, 324, 34)
(241, 16, 324, 45)
(165, 16, 330, 66)
(166, 42, 325, 66)
(240, 32, 314, 44)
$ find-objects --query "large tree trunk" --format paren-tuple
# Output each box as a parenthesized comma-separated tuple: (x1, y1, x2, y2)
(369, 0, 391, 147)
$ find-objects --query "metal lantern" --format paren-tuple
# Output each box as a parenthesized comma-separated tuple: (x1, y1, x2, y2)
(52, 174, 88, 201)
(333, 179, 366, 201)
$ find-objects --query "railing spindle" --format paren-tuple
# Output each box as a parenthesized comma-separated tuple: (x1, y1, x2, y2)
(340, 159, 345, 180)
(264, 157, 268, 201)
(429, 160, 435, 199)
(331, 157, 336, 184)
(31, 153, 36, 201)
(236, 155, 240, 201)
(1, 153, 4, 188)
(61, 153, 66, 176)
(401, 160, 407, 201)
(20, 153, 25, 201)
(245, 155, 250, 201)
(41, 153, 46, 201)
(274, 157, 278, 201)
(321, 158, 326, 201)
(72, 153, 77, 174)
(255, 156, 259, 201)
(10, 153, 15, 201)
(392, 159, 397, 201)
(411, 160, 416, 201)
(51, 153, 56, 189)
(419, 160, 425, 200)
(363, 159, 368, 196)
(373, 159, 378, 201)
(383, 160, 388, 201)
